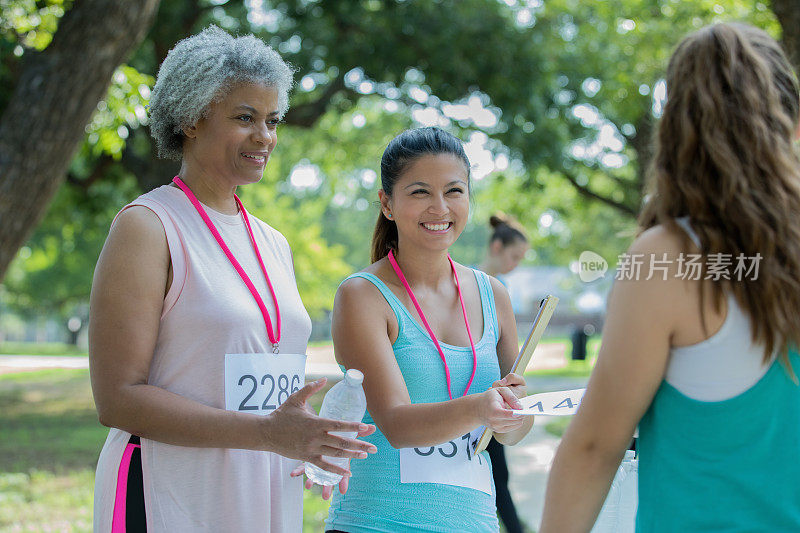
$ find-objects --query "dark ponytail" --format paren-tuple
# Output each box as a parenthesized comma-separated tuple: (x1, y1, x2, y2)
(489, 212, 528, 247)
(371, 213, 399, 264)
(370, 127, 470, 263)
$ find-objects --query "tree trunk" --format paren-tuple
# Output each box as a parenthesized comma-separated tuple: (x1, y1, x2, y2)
(0, 0, 161, 280)
(772, 0, 800, 74)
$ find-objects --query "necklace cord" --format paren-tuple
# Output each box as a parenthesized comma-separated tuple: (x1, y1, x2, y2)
(387, 250, 479, 400)
(173, 176, 281, 347)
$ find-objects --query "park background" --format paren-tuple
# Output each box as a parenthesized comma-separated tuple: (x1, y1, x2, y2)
(0, 0, 797, 531)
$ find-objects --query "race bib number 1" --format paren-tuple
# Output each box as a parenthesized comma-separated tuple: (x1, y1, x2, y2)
(224, 353, 306, 415)
(398, 428, 492, 495)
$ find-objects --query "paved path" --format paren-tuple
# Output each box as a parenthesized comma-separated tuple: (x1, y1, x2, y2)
(0, 347, 584, 530)
(0, 354, 90, 374)
(509, 376, 589, 531)
(0, 341, 570, 378)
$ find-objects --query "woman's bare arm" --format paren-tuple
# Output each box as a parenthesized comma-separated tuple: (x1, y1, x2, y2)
(539, 228, 683, 532)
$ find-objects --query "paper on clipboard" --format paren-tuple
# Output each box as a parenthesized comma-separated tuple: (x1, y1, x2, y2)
(472, 295, 559, 454)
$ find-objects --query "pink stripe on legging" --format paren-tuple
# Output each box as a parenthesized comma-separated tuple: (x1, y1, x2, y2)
(111, 442, 141, 532)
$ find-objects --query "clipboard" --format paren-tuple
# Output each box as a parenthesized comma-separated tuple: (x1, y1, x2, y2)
(473, 294, 559, 454)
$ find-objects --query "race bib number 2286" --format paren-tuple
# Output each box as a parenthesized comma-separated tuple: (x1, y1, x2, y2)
(224, 353, 306, 415)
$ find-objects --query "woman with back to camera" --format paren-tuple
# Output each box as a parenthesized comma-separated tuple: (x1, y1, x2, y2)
(479, 213, 530, 533)
(89, 26, 375, 532)
(316, 127, 534, 532)
(540, 23, 800, 532)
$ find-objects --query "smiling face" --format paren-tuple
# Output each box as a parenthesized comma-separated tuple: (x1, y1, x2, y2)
(183, 82, 280, 187)
(380, 153, 470, 255)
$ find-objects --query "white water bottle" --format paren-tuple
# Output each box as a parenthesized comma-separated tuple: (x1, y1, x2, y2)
(305, 369, 368, 486)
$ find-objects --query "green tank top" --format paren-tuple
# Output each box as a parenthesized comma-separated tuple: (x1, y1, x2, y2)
(637, 351, 800, 531)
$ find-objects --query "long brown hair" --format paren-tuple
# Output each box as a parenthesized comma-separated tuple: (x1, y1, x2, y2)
(639, 23, 800, 368)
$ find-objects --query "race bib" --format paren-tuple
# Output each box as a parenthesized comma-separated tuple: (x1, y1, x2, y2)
(512, 388, 586, 416)
(398, 428, 492, 495)
(224, 353, 306, 415)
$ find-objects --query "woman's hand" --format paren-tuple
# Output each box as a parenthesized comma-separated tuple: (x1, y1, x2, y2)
(477, 387, 524, 434)
(262, 378, 377, 477)
(491, 372, 534, 445)
(493, 373, 527, 399)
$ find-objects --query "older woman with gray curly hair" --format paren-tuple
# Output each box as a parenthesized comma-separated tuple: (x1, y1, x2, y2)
(89, 26, 375, 532)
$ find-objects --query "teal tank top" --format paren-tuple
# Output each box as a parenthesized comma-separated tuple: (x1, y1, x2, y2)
(637, 351, 800, 531)
(325, 270, 502, 533)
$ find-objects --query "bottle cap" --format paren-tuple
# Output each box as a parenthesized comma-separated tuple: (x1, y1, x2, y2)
(343, 368, 364, 386)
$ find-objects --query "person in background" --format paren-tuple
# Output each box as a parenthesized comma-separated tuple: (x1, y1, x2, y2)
(89, 26, 374, 532)
(318, 127, 534, 532)
(479, 213, 529, 284)
(540, 22, 800, 532)
(479, 213, 530, 533)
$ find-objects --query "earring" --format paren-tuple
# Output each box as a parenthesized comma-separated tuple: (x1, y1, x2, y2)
(386, 212, 393, 219)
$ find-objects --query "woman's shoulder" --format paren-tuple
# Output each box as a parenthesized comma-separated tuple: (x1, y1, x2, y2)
(615, 223, 700, 311)
(334, 261, 398, 326)
(470, 265, 513, 322)
(111, 203, 168, 244)
(486, 275, 511, 311)
(114, 185, 188, 229)
(100, 205, 170, 282)
(338, 259, 391, 295)
(631, 223, 697, 256)
(129, 184, 181, 208)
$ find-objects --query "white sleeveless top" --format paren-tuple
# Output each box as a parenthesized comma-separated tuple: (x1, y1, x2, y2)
(665, 219, 773, 401)
(93, 185, 312, 532)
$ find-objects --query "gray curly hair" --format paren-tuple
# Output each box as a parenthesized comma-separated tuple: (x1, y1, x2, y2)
(149, 25, 294, 160)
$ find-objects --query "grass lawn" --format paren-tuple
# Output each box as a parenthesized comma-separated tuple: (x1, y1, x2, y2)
(0, 369, 337, 532)
(0, 342, 87, 356)
(525, 337, 600, 379)
(543, 416, 573, 439)
(527, 356, 597, 379)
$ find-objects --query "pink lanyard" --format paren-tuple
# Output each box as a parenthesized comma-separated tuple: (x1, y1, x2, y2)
(387, 250, 478, 400)
(173, 177, 282, 353)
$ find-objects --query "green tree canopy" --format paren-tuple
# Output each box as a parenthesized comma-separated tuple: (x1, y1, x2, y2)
(1, 0, 797, 330)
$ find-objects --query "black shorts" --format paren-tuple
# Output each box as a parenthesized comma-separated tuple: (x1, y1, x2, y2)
(124, 435, 146, 532)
